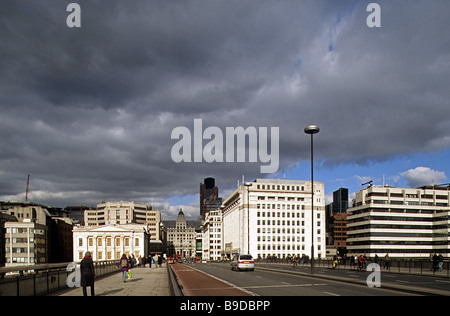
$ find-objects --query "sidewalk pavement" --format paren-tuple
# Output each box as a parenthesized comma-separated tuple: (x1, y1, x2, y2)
(49, 264, 171, 296)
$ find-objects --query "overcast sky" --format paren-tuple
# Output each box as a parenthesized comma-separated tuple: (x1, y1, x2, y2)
(1, 1, 449, 219)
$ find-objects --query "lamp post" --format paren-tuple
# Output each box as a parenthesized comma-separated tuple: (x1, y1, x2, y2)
(304, 124, 320, 274)
(244, 182, 252, 255)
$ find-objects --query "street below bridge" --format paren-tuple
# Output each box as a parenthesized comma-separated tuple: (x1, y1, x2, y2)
(176, 262, 450, 296)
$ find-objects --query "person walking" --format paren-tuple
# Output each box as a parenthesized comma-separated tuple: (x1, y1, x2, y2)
(80, 251, 96, 296)
(154, 254, 159, 268)
(148, 254, 153, 268)
(384, 253, 391, 270)
(438, 254, 444, 272)
(432, 253, 439, 272)
(117, 253, 130, 282)
(158, 254, 163, 268)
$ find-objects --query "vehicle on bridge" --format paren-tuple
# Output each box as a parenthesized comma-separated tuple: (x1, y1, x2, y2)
(231, 254, 255, 271)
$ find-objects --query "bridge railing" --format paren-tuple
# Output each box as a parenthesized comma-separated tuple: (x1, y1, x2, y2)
(0, 260, 119, 296)
(255, 257, 450, 277)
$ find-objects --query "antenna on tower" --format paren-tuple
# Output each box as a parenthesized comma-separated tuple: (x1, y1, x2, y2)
(361, 180, 373, 188)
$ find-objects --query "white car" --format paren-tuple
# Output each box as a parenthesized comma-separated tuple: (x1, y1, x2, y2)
(231, 254, 255, 271)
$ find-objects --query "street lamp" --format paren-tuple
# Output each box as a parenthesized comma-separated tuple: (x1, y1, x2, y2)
(304, 124, 320, 274)
(244, 182, 252, 255)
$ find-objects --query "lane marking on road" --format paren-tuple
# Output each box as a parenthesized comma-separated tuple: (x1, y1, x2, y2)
(323, 291, 341, 296)
(243, 283, 327, 290)
(434, 279, 450, 283)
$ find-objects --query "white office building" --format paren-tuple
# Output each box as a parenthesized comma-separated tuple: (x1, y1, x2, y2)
(202, 208, 223, 261)
(222, 179, 326, 260)
(347, 185, 450, 259)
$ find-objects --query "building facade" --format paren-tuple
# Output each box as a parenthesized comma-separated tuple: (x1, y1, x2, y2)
(200, 177, 224, 261)
(163, 210, 200, 259)
(202, 208, 223, 261)
(326, 188, 349, 255)
(84, 201, 161, 240)
(222, 179, 326, 260)
(72, 224, 149, 261)
(4, 220, 48, 266)
(1, 201, 73, 265)
(347, 185, 450, 259)
(200, 177, 223, 217)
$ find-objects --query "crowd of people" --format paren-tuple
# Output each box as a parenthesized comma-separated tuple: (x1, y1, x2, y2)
(79, 252, 166, 296)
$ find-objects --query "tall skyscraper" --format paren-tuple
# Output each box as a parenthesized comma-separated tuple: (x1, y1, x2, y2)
(200, 178, 223, 218)
(332, 188, 349, 214)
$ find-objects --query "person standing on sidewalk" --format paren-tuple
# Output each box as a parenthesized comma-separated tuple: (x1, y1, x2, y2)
(80, 251, 96, 296)
(117, 254, 130, 282)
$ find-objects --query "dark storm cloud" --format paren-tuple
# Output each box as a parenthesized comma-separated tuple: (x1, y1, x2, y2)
(0, 1, 449, 216)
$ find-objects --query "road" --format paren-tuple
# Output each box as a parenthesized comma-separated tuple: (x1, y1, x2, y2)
(256, 262, 450, 295)
(179, 262, 423, 296)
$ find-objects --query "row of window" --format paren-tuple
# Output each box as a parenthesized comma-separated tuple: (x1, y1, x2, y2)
(370, 200, 448, 206)
(6, 228, 45, 234)
(367, 192, 449, 200)
(6, 257, 36, 263)
(257, 204, 323, 211)
(256, 220, 322, 227)
(350, 208, 447, 215)
(256, 228, 322, 235)
(257, 211, 321, 218)
(256, 184, 307, 191)
(256, 244, 322, 251)
(77, 251, 139, 260)
(6, 247, 34, 253)
(78, 237, 140, 247)
(348, 224, 449, 231)
(257, 235, 321, 243)
(5, 237, 34, 243)
(257, 196, 306, 201)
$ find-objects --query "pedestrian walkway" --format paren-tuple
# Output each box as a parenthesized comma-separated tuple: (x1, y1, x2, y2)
(48, 265, 171, 296)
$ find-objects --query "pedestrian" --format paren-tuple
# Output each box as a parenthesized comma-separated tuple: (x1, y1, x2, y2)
(80, 251, 96, 296)
(438, 254, 444, 272)
(158, 254, 163, 268)
(117, 253, 130, 282)
(148, 254, 153, 268)
(432, 253, 438, 272)
(374, 254, 379, 265)
(384, 253, 391, 270)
